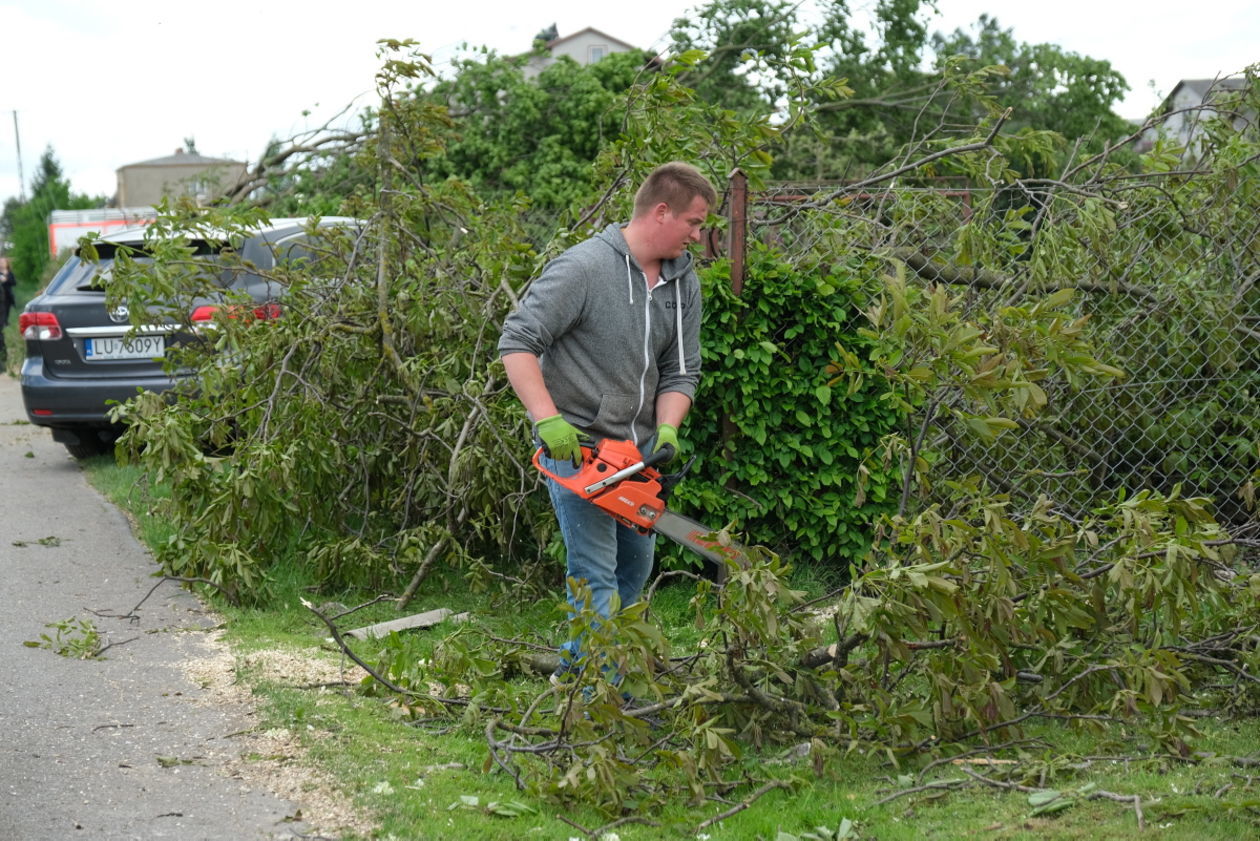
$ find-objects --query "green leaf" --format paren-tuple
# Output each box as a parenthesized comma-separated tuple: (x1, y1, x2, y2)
(486, 800, 536, 817)
(1030, 797, 1075, 816)
(907, 366, 935, 382)
(1038, 288, 1076, 310)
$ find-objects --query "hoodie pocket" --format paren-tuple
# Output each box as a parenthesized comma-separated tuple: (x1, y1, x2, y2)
(593, 392, 638, 434)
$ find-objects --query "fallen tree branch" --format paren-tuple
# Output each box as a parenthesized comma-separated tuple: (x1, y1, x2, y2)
(395, 536, 450, 610)
(95, 636, 140, 657)
(696, 779, 792, 831)
(301, 598, 508, 714)
(769, 109, 1013, 223)
(484, 717, 525, 790)
(961, 767, 1146, 829)
(877, 246, 1159, 303)
(302, 598, 421, 697)
(824, 108, 1012, 199)
(874, 777, 969, 805)
(126, 575, 241, 616)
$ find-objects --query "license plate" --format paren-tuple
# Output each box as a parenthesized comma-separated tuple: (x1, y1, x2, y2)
(84, 334, 166, 361)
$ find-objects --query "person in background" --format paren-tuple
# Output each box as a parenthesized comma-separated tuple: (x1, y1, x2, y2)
(498, 161, 717, 687)
(0, 257, 16, 363)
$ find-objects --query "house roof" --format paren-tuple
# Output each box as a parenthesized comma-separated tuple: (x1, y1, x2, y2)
(545, 27, 637, 52)
(1167, 77, 1248, 102)
(120, 149, 244, 169)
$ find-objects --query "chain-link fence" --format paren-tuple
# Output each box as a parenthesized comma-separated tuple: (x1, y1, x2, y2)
(711, 108, 1259, 540)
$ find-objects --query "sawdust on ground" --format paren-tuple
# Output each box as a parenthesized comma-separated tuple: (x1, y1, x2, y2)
(182, 629, 377, 838)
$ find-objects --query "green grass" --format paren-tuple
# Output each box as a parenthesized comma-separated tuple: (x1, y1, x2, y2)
(81, 453, 176, 548)
(83, 458, 1260, 840)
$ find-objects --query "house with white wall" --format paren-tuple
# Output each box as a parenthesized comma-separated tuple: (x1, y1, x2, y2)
(523, 27, 640, 80)
(1136, 77, 1250, 156)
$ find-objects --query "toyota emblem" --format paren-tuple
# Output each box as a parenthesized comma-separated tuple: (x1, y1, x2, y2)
(108, 304, 130, 323)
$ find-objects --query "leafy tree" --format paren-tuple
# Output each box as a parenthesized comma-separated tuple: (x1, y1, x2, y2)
(533, 23, 558, 45)
(667, 0, 1133, 179)
(418, 47, 659, 212)
(813, 6, 1132, 176)
(930, 14, 1131, 149)
(220, 111, 376, 215)
(0, 147, 103, 287)
(667, 0, 806, 114)
(791, 0, 945, 177)
(241, 131, 375, 216)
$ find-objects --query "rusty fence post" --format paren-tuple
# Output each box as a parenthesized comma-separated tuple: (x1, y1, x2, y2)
(719, 168, 749, 460)
(728, 168, 748, 296)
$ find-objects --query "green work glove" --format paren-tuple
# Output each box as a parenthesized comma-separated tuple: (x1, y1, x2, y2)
(535, 414, 582, 467)
(652, 423, 679, 464)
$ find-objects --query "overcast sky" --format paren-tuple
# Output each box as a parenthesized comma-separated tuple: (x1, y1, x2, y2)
(0, 0, 1256, 206)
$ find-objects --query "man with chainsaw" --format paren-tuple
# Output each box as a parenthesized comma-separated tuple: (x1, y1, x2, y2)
(498, 161, 717, 683)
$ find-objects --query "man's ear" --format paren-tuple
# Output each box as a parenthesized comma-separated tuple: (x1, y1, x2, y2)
(652, 201, 671, 222)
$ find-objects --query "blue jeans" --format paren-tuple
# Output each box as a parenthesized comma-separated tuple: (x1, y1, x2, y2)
(540, 453, 656, 663)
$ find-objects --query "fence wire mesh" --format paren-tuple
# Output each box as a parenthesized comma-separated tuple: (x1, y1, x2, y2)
(732, 142, 1258, 539)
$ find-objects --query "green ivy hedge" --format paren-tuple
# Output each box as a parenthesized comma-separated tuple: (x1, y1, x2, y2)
(665, 244, 904, 571)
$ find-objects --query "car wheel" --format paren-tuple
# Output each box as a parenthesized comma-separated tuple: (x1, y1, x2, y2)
(63, 438, 111, 460)
(51, 426, 118, 459)
(64, 440, 107, 459)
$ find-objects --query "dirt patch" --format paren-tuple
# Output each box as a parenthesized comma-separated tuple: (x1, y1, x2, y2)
(182, 629, 376, 838)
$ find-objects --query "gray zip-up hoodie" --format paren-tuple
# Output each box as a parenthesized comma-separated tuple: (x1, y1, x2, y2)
(498, 222, 702, 447)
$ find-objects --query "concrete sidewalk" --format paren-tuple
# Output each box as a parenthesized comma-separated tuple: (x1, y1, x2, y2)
(0, 374, 319, 840)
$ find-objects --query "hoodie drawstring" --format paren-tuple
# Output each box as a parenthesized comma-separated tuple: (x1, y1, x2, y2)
(676, 283, 686, 375)
(624, 253, 633, 304)
(626, 250, 687, 375)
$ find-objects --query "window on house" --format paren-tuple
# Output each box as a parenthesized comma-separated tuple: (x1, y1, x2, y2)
(588, 45, 606, 63)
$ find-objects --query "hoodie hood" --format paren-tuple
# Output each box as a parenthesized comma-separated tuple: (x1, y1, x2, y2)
(593, 222, 696, 283)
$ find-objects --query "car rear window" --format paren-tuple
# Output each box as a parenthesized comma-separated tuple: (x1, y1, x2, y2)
(43, 258, 95, 295)
(45, 240, 226, 294)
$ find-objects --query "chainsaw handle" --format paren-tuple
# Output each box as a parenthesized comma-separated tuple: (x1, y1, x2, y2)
(642, 443, 676, 469)
(531, 443, 594, 484)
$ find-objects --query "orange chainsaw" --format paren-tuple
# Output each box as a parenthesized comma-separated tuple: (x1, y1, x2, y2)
(533, 438, 746, 572)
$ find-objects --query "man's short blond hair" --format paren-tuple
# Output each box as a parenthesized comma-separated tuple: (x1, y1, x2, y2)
(633, 162, 718, 218)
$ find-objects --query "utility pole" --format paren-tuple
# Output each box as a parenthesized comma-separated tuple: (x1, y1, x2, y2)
(12, 109, 26, 200)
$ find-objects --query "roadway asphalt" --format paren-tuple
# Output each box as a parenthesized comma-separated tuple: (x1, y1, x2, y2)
(0, 373, 315, 840)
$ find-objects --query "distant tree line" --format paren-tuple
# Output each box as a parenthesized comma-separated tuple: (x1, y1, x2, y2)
(1, 148, 104, 289)
(234, 0, 1134, 214)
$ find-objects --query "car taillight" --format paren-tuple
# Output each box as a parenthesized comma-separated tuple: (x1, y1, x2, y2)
(253, 302, 282, 320)
(190, 305, 219, 323)
(19, 312, 63, 340)
(191, 303, 283, 324)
